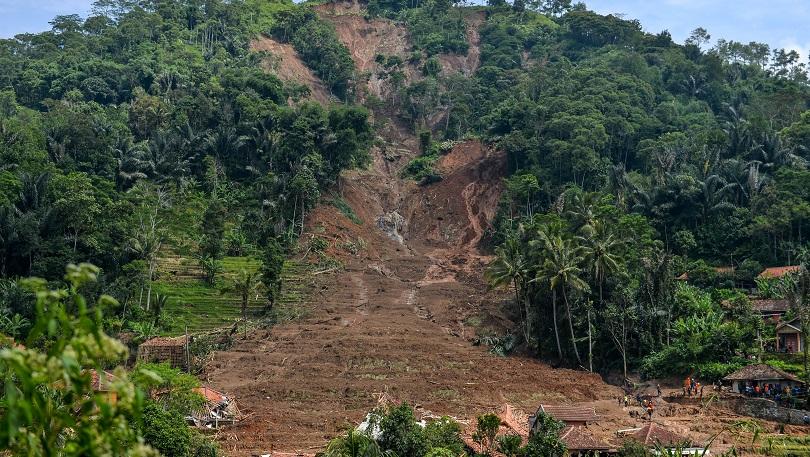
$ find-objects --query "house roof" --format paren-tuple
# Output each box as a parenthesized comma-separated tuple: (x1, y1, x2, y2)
(629, 423, 690, 447)
(776, 318, 802, 333)
(723, 364, 803, 383)
(676, 267, 734, 281)
(560, 426, 612, 451)
(538, 405, 599, 424)
(140, 336, 188, 347)
(194, 386, 228, 405)
(758, 266, 801, 279)
(750, 299, 790, 314)
(89, 369, 117, 392)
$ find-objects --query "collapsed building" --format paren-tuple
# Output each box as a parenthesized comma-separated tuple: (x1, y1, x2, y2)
(187, 386, 241, 428)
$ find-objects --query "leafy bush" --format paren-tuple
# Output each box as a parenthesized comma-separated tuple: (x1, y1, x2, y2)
(329, 196, 363, 225)
(141, 401, 192, 457)
(424, 416, 464, 455)
(403, 8, 468, 56)
(270, 8, 355, 98)
(378, 403, 427, 457)
(401, 155, 442, 185)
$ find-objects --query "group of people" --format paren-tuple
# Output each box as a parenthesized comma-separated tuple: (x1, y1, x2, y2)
(683, 377, 706, 399)
(744, 383, 805, 407)
(617, 392, 657, 420)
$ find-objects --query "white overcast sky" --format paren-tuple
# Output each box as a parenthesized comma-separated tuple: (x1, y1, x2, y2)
(1, 0, 809, 61)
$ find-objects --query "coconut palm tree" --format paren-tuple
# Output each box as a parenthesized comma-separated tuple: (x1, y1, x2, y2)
(486, 236, 530, 342)
(579, 221, 624, 371)
(323, 429, 392, 457)
(537, 231, 589, 367)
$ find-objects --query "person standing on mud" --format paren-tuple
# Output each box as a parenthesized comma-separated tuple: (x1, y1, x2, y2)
(657, 384, 662, 397)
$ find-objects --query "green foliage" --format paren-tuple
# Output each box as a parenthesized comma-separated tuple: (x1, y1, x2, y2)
(473, 413, 501, 455)
(0, 263, 158, 456)
(132, 362, 204, 415)
(330, 196, 363, 225)
(640, 287, 757, 380)
(524, 412, 566, 457)
(261, 238, 285, 309)
(424, 416, 464, 455)
(618, 440, 653, 457)
(378, 403, 428, 457)
(402, 155, 442, 185)
(497, 433, 523, 457)
(403, 8, 468, 56)
(324, 429, 391, 457)
(270, 8, 355, 98)
(141, 401, 192, 457)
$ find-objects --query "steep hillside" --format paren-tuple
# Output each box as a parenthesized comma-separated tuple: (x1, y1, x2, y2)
(206, 5, 622, 454)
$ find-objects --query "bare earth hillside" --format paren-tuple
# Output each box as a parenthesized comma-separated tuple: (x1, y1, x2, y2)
(206, 4, 806, 455)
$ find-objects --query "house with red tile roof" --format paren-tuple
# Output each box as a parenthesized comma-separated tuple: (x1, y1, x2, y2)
(758, 266, 802, 279)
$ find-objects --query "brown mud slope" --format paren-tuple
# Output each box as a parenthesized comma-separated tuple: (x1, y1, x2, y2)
(206, 139, 619, 456)
(251, 37, 333, 104)
(205, 6, 621, 456)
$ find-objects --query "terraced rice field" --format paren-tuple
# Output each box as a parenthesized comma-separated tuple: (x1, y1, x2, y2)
(152, 255, 311, 335)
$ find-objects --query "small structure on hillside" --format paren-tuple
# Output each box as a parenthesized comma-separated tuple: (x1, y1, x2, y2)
(676, 267, 734, 282)
(751, 298, 790, 322)
(531, 404, 600, 428)
(137, 336, 189, 370)
(89, 369, 118, 404)
(623, 423, 690, 447)
(187, 386, 241, 428)
(758, 266, 801, 279)
(723, 364, 804, 394)
(776, 318, 804, 353)
(559, 426, 614, 456)
(618, 423, 708, 456)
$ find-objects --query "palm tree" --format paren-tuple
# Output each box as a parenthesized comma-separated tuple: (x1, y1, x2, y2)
(323, 429, 391, 457)
(127, 214, 164, 311)
(697, 174, 737, 222)
(112, 136, 148, 191)
(579, 221, 624, 371)
(539, 232, 588, 367)
(486, 237, 530, 343)
(232, 269, 261, 326)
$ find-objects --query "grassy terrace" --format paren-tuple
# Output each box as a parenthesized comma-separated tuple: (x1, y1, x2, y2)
(152, 255, 310, 335)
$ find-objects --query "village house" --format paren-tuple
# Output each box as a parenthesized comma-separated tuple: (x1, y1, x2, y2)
(531, 404, 600, 428)
(560, 425, 614, 456)
(187, 386, 241, 428)
(758, 266, 802, 279)
(618, 423, 705, 455)
(776, 318, 804, 353)
(750, 298, 790, 322)
(722, 364, 805, 394)
(137, 335, 190, 370)
(89, 369, 118, 404)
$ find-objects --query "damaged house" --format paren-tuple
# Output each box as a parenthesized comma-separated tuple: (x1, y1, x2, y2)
(187, 386, 241, 428)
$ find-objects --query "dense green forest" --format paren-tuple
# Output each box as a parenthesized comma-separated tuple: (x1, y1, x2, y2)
(2, 0, 810, 454)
